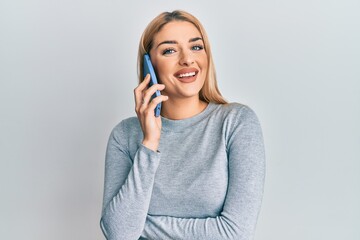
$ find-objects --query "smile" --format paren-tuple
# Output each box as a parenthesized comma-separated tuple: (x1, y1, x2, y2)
(177, 72, 196, 78)
(174, 68, 199, 83)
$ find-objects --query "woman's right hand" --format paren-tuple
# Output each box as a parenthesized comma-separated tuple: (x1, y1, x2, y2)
(134, 74, 168, 152)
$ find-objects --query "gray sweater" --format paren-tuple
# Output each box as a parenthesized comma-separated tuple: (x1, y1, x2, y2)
(100, 102, 265, 240)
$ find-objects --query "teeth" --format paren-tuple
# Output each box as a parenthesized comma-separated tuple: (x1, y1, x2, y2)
(178, 72, 196, 78)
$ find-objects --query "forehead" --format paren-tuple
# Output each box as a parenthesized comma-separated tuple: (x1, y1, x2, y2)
(153, 21, 202, 44)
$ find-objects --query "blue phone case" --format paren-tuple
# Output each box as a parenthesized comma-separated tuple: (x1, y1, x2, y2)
(143, 54, 162, 117)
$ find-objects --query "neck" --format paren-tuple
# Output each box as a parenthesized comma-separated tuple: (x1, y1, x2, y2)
(161, 96, 208, 120)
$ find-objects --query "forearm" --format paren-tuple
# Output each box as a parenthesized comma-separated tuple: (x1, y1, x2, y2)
(142, 179, 264, 240)
(101, 144, 160, 240)
(142, 213, 259, 240)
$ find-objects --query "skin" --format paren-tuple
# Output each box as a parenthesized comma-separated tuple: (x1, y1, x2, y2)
(134, 21, 208, 151)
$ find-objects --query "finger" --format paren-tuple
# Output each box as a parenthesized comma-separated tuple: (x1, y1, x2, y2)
(142, 84, 166, 107)
(134, 74, 151, 110)
(139, 74, 151, 89)
(145, 95, 169, 116)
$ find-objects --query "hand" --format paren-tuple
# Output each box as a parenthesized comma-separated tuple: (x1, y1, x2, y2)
(134, 74, 169, 151)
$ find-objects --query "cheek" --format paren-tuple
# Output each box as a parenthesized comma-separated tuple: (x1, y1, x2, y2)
(199, 54, 208, 70)
(155, 61, 174, 78)
(153, 58, 165, 73)
(152, 61, 164, 79)
(156, 64, 167, 75)
(154, 65, 171, 85)
(155, 66, 167, 80)
(200, 61, 208, 77)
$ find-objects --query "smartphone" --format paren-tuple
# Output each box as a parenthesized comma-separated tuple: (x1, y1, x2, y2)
(143, 53, 162, 117)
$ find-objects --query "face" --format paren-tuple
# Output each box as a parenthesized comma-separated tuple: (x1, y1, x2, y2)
(149, 21, 208, 100)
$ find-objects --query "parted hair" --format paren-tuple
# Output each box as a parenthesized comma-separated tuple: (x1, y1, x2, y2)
(137, 10, 227, 104)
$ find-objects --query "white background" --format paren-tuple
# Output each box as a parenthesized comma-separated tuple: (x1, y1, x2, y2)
(1, 0, 359, 239)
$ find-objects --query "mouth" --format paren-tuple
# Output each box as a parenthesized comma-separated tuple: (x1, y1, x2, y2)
(174, 68, 199, 83)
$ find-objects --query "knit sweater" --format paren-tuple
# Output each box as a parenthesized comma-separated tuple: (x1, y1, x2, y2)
(100, 102, 266, 240)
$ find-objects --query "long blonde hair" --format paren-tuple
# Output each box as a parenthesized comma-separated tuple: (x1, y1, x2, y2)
(137, 10, 227, 104)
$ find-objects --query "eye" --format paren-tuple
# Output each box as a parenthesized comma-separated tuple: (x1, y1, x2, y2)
(162, 48, 176, 55)
(192, 45, 204, 51)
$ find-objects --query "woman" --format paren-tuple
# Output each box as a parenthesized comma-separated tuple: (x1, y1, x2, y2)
(100, 10, 265, 240)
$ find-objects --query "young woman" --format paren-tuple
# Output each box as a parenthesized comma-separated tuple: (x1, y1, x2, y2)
(100, 10, 265, 240)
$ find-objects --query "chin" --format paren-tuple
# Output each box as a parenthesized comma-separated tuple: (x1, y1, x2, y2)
(178, 89, 203, 99)
(164, 77, 205, 99)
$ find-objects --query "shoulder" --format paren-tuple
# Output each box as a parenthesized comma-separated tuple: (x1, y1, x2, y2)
(215, 102, 260, 123)
(110, 116, 140, 138)
(219, 103, 264, 150)
(213, 102, 263, 142)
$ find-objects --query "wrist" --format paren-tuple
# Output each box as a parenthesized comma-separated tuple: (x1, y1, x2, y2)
(142, 139, 159, 152)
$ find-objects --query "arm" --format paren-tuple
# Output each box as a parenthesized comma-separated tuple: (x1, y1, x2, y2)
(100, 121, 161, 240)
(100, 73, 168, 239)
(142, 107, 266, 240)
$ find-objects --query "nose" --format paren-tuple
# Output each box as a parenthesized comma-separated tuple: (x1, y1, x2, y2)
(179, 50, 194, 66)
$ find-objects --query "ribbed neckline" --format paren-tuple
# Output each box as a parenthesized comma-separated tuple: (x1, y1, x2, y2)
(161, 102, 219, 132)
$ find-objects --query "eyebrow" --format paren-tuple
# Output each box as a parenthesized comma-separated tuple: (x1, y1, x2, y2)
(156, 37, 203, 48)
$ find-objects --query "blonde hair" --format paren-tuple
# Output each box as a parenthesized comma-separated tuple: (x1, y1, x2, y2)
(137, 10, 227, 104)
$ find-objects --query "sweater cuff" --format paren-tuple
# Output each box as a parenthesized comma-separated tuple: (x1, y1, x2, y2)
(135, 144, 161, 175)
(140, 143, 161, 154)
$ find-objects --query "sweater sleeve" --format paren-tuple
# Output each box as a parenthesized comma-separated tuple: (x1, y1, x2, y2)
(100, 121, 161, 240)
(141, 106, 266, 240)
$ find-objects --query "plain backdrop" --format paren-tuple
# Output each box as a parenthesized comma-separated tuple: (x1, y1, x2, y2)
(1, 0, 359, 239)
